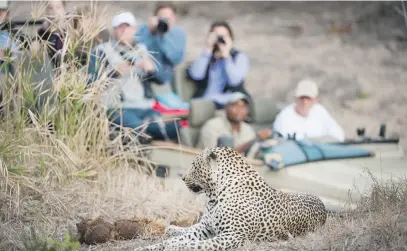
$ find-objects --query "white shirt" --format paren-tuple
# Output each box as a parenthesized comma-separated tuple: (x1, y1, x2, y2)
(272, 103, 345, 142)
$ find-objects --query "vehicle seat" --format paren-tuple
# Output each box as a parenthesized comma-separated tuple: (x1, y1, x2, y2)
(150, 81, 173, 96)
(180, 98, 216, 147)
(173, 62, 196, 102)
(149, 62, 195, 106)
(248, 98, 280, 131)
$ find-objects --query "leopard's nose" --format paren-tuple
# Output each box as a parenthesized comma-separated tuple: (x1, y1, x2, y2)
(181, 176, 186, 182)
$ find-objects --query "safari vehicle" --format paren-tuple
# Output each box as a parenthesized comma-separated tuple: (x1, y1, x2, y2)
(149, 63, 407, 213)
(8, 19, 405, 213)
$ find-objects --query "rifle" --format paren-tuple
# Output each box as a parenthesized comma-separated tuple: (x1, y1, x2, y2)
(10, 19, 45, 26)
(0, 19, 46, 49)
(338, 123, 400, 145)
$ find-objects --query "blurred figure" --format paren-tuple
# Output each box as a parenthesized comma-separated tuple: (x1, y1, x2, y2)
(45, 0, 66, 18)
(71, 6, 110, 67)
(36, 0, 67, 68)
(88, 11, 181, 142)
(0, 0, 21, 76)
(197, 92, 271, 153)
(88, 11, 155, 88)
(135, 2, 186, 97)
(187, 20, 250, 109)
(273, 79, 345, 142)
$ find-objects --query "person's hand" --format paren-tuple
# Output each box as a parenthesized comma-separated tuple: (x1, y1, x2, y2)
(148, 16, 159, 33)
(205, 32, 217, 53)
(115, 61, 133, 76)
(30, 40, 41, 55)
(41, 20, 51, 30)
(256, 128, 272, 141)
(137, 58, 156, 73)
(218, 35, 233, 58)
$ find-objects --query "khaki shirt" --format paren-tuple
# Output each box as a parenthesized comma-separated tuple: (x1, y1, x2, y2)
(197, 115, 256, 149)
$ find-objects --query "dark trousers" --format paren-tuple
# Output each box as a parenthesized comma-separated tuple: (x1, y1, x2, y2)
(107, 108, 181, 141)
(141, 74, 163, 99)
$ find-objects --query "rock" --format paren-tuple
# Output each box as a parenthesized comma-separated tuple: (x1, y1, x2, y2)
(76, 216, 167, 245)
(76, 217, 117, 245)
(76, 219, 91, 244)
(84, 223, 115, 245)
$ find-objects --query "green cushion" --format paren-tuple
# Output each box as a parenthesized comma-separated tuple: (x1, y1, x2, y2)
(180, 127, 200, 147)
(173, 62, 197, 102)
(249, 98, 279, 124)
(178, 99, 216, 147)
(151, 82, 173, 96)
(188, 98, 216, 128)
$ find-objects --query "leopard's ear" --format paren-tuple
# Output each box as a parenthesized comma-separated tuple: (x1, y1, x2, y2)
(208, 150, 217, 161)
(202, 148, 218, 182)
(202, 148, 217, 166)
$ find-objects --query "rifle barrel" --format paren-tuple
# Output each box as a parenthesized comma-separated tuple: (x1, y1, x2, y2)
(11, 19, 45, 26)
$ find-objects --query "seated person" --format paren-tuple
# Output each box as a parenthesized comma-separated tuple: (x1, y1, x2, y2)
(135, 2, 186, 97)
(33, 2, 107, 68)
(71, 6, 110, 67)
(187, 20, 250, 109)
(36, 0, 67, 68)
(272, 79, 345, 142)
(87, 11, 181, 141)
(197, 92, 271, 154)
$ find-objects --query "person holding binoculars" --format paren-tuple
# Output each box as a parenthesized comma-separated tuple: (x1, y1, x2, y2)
(187, 20, 250, 109)
(135, 2, 186, 97)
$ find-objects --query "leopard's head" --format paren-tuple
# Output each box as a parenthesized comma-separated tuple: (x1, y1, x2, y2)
(181, 147, 219, 194)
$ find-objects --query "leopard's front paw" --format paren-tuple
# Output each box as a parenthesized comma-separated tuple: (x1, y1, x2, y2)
(133, 248, 146, 251)
(163, 225, 184, 238)
(134, 244, 164, 251)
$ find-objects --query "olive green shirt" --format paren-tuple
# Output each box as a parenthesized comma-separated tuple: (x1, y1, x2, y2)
(197, 115, 256, 149)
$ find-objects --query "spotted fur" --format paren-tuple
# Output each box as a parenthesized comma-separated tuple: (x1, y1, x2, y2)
(135, 147, 327, 251)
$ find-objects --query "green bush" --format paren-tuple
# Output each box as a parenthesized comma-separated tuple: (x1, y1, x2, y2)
(22, 228, 80, 251)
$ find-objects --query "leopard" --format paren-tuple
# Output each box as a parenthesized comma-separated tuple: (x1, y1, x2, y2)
(134, 147, 327, 251)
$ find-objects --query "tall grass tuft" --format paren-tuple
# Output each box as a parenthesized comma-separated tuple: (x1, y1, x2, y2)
(0, 3, 196, 250)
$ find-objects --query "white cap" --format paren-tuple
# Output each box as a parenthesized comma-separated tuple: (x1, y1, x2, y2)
(0, 0, 9, 9)
(295, 79, 319, 98)
(112, 11, 137, 28)
(226, 92, 250, 105)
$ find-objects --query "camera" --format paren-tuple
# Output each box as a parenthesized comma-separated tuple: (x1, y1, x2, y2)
(216, 35, 225, 44)
(217, 136, 234, 148)
(156, 18, 169, 34)
(212, 36, 226, 54)
(118, 50, 136, 65)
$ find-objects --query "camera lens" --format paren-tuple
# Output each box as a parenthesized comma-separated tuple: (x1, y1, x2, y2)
(156, 18, 169, 34)
(217, 36, 225, 44)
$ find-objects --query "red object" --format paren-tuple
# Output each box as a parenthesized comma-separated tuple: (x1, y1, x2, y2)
(152, 100, 190, 121)
(180, 120, 189, 127)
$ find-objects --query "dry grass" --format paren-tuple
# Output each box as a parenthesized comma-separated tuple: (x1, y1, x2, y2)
(70, 173, 407, 251)
(1, 2, 407, 251)
(0, 2, 204, 251)
(0, 167, 205, 251)
(249, 175, 407, 251)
